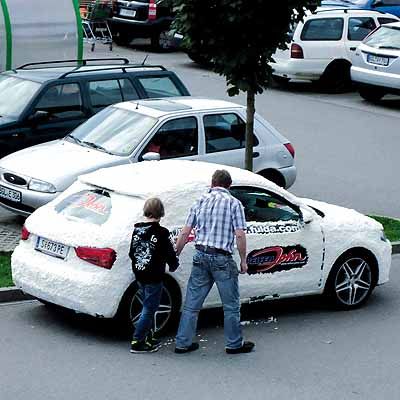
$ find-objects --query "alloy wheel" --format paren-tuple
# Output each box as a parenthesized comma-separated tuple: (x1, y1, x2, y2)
(129, 286, 173, 333)
(334, 257, 372, 306)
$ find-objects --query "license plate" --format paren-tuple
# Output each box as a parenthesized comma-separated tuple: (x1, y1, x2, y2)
(367, 54, 389, 66)
(35, 237, 69, 259)
(0, 185, 21, 203)
(119, 9, 136, 17)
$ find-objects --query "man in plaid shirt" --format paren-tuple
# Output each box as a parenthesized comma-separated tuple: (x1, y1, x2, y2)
(174, 169, 255, 354)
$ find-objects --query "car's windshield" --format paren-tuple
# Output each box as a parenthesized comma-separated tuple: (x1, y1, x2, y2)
(364, 26, 400, 49)
(68, 106, 158, 156)
(0, 75, 41, 118)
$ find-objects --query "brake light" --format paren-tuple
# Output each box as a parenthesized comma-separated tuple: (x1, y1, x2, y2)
(75, 247, 116, 269)
(21, 225, 30, 241)
(284, 143, 295, 158)
(291, 43, 304, 59)
(148, 0, 157, 20)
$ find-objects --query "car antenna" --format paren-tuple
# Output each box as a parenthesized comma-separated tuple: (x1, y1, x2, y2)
(136, 102, 139, 109)
(142, 55, 149, 65)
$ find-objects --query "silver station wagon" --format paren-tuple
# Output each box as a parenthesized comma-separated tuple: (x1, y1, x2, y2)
(0, 97, 296, 216)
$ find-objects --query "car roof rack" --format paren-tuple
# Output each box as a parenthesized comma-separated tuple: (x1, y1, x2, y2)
(314, 7, 384, 14)
(58, 64, 167, 79)
(17, 58, 130, 70)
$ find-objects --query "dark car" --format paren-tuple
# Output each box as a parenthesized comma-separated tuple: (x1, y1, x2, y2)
(0, 58, 190, 158)
(110, 0, 175, 49)
(321, 0, 400, 17)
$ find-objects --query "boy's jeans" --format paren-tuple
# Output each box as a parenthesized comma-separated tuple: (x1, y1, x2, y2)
(175, 250, 243, 349)
(133, 281, 163, 342)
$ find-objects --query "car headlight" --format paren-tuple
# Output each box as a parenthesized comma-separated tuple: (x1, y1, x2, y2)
(380, 230, 389, 242)
(28, 178, 57, 193)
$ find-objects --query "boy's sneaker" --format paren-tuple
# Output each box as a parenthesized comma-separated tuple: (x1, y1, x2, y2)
(130, 340, 159, 353)
(145, 330, 162, 348)
(226, 341, 255, 354)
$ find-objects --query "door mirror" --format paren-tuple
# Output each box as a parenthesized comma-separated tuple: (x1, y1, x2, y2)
(29, 110, 50, 122)
(141, 152, 160, 161)
(301, 207, 314, 224)
(372, 0, 384, 7)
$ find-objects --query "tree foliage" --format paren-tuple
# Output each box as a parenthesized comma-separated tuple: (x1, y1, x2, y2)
(174, 0, 320, 95)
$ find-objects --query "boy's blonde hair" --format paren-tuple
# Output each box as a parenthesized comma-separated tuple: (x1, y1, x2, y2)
(143, 197, 165, 219)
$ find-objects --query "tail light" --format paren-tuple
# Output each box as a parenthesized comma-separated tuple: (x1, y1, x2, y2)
(75, 247, 116, 269)
(21, 225, 30, 241)
(148, 0, 157, 20)
(291, 43, 304, 59)
(284, 143, 295, 158)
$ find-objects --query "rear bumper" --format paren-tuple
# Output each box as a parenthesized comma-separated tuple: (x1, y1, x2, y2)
(351, 65, 400, 92)
(109, 16, 173, 35)
(278, 165, 297, 189)
(11, 242, 127, 318)
(271, 59, 329, 82)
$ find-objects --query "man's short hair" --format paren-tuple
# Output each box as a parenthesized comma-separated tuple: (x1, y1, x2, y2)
(143, 197, 165, 219)
(212, 169, 232, 189)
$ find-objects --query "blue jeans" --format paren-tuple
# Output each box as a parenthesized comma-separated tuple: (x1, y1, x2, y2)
(133, 282, 163, 342)
(176, 250, 243, 349)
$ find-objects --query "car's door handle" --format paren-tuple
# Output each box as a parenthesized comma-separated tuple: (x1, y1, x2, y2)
(350, 47, 356, 51)
(253, 152, 260, 158)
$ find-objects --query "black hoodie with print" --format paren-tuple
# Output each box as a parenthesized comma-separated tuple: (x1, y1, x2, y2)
(129, 222, 179, 283)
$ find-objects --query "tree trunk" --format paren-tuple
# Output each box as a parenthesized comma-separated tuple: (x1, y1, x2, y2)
(245, 89, 255, 171)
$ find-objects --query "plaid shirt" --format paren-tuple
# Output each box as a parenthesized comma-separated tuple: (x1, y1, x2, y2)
(185, 187, 246, 254)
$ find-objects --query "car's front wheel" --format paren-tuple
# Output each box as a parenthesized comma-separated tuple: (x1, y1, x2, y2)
(118, 276, 181, 335)
(325, 252, 377, 310)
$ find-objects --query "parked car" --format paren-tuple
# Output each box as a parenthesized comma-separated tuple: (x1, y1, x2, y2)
(351, 21, 400, 101)
(0, 97, 296, 216)
(109, 0, 175, 49)
(271, 9, 399, 91)
(11, 160, 392, 333)
(321, 0, 400, 18)
(0, 58, 190, 159)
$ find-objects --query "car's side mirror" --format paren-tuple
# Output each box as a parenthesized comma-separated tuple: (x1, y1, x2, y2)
(371, 0, 384, 7)
(141, 152, 160, 161)
(301, 207, 314, 224)
(29, 110, 50, 122)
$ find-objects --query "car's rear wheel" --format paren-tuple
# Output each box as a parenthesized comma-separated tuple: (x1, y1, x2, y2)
(258, 169, 286, 188)
(320, 60, 352, 93)
(358, 87, 385, 102)
(151, 30, 171, 51)
(118, 276, 181, 336)
(113, 31, 132, 46)
(325, 252, 377, 310)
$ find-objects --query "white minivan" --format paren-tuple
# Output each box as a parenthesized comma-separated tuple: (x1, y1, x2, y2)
(271, 8, 399, 90)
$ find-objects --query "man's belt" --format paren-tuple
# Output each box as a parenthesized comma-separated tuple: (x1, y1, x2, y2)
(195, 244, 231, 256)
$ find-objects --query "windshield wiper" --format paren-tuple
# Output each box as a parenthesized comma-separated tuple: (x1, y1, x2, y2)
(378, 46, 400, 50)
(65, 134, 83, 144)
(81, 141, 114, 155)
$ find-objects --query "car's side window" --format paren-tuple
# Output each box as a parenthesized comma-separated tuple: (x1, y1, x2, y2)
(204, 113, 259, 153)
(230, 187, 300, 223)
(301, 18, 344, 41)
(34, 83, 84, 119)
(142, 117, 198, 159)
(88, 79, 121, 111)
(378, 17, 399, 25)
(380, 0, 400, 5)
(348, 17, 376, 41)
(137, 76, 182, 97)
(120, 78, 140, 101)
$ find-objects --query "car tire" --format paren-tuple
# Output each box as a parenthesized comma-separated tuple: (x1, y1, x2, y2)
(320, 60, 352, 93)
(117, 275, 182, 336)
(324, 251, 377, 310)
(272, 75, 290, 87)
(358, 87, 385, 102)
(113, 32, 132, 46)
(258, 169, 286, 188)
(151, 30, 171, 51)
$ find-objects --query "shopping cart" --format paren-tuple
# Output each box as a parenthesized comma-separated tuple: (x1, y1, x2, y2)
(81, 0, 113, 51)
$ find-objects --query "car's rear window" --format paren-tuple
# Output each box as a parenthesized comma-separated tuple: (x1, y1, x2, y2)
(364, 26, 400, 49)
(301, 18, 344, 41)
(55, 190, 112, 225)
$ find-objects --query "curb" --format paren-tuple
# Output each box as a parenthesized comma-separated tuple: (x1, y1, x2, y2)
(0, 242, 399, 304)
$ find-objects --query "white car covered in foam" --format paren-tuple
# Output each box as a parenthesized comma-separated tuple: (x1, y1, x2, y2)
(12, 160, 391, 333)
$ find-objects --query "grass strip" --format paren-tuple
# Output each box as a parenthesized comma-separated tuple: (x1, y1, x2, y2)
(0, 252, 12, 288)
(369, 215, 400, 243)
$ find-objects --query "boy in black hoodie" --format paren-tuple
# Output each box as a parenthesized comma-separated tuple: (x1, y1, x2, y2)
(129, 197, 179, 353)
